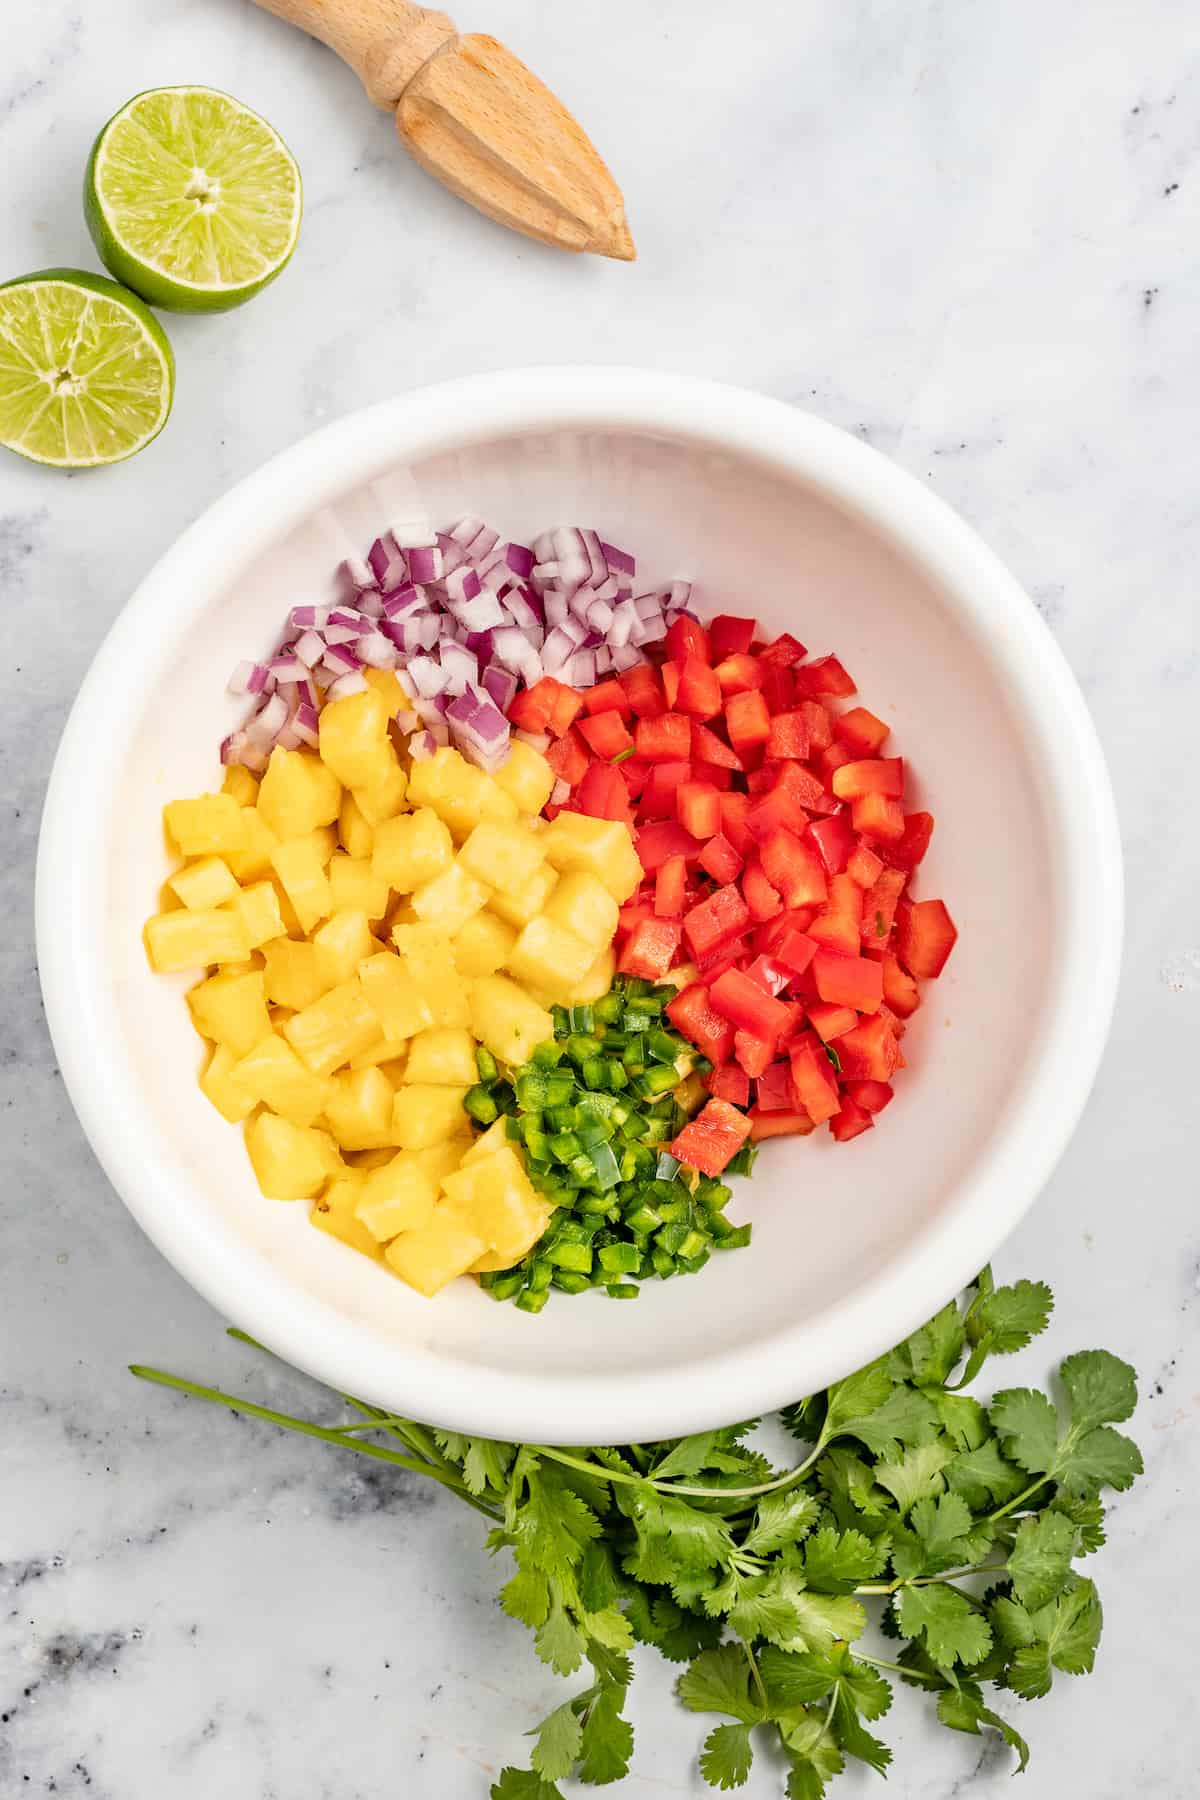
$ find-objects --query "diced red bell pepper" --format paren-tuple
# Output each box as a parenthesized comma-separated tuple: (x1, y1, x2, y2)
(806, 911, 861, 955)
(745, 763, 777, 795)
(714, 653, 764, 695)
(805, 1000, 857, 1043)
(741, 857, 783, 922)
(829, 1093, 875, 1143)
(660, 660, 681, 708)
(845, 1078, 895, 1113)
(811, 950, 884, 1013)
(760, 663, 793, 715)
(618, 916, 683, 981)
(725, 689, 772, 758)
(507, 675, 584, 737)
(881, 952, 921, 1018)
(897, 898, 958, 978)
(667, 983, 735, 1065)
(771, 923, 817, 977)
(796, 700, 833, 752)
(669, 1097, 752, 1177)
(729, 1028, 770, 1079)
(834, 706, 889, 757)
(828, 873, 864, 924)
(767, 711, 812, 761)
(709, 967, 792, 1045)
(546, 728, 589, 787)
(876, 811, 935, 872)
(576, 760, 633, 825)
(690, 720, 743, 770)
(619, 661, 666, 718)
(718, 791, 754, 857)
(834, 1014, 900, 1082)
(654, 854, 687, 918)
(641, 759, 693, 819)
(805, 812, 855, 876)
(754, 1059, 797, 1112)
(773, 761, 831, 813)
(665, 614, 710, 665)
(832, 757, 905, 801)
(682, 882, 751, 959)
(742, 954, 789, 997)
(747, 787, 805, 844)
(750, 1106, 815, 1140)
(695, 944, 741, 983)
(817, 743, 855, 779)
(697, 832, 743, 885)
(582, 678, 633, 718)
(676, 780, 722, 840)
(617, 899, 654, 938)
(851, 792, 906, 842)
(758, 631, 808, 667)
(847, 843, 885, 888)
(694, 762, 735, 792)
(636, 818, 704, 871)
(878, 1003, 909, 1042)
(708, 615, 757, 659)
(617, 755, 651, 800)
(676, 655, 722, 719)
(759, 829, 828, 908)
(635, 711, 692, 760)
(860, 866, 907, 945)
(788, 1033, 842, 1125)
(577, 709, 634, 760)
(708, 1062, 751, 1107)
(792, 654, 856, 698)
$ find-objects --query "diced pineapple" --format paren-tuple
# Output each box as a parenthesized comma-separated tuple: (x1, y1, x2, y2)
(410, 860, 491, 934)
(261, 939, 330, 1011)
(168, 856, 239, 910)
(284, 978, 381, 1076)
(347, 1147, 398, 1171)
(363, 667, 409, 715)
(559, 945, 617, 1006)
(257, 747, 342, 841)
(384, 1202, 487, 1295)
(407, 747, 517, 841)
(145, 908, 250, 972)
(507, 915, 596, 1001)
(232, 1033, 335, 1127)
(359, 950, 435, 1043)
(403, 1027, 478, 1086)
(348, 1036, 407, 1075)
(441, 1146, 548, 1264)
(352, 749, 408, 826)
(469, 975, 555, 1067)
(310, 1173, 381, 1258)
(456, 819, 546, 896)
(413, 1137, 475, 1184)
(328, 852, 389, 920)
(389, 926, 470, 1027)
(355, 1153, 439, 1241)
(488, 862, 558, 928)
(459, 1118, 511, 1165)
(492, 740, 555, 816)
(247, 1112, 340, 1200)
(228, 880, 286, 950)
(164, 792, 248, 858)
(318, 687, 390, 789)
(372, 807, 453, 892)
(312, 909, 374, 987)
(451, 909, 517, 978)
(540, 813, 642, 902)
(391, 1084, 471, 1149)
(200, 1042, 257, 1123)
(187, 969, 273, 1057)
(542, 870, 619, 951)
(322, 1065, 396, 1151)
(222, 763, 260, 806)
(338, 789, 374, 860)
(226, 808, 278, 883)
(271, 834, 333, 934)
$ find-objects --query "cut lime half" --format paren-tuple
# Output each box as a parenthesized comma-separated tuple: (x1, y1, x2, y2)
(0, 270, 174, 467)
(85, 86, 302, 313)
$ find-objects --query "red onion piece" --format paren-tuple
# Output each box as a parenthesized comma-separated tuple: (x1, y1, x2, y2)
(481, 663, 518, 712)
(326, 670, 368, 700)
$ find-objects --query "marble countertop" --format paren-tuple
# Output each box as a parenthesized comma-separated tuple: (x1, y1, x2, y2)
(3, 1, 1197, 1795)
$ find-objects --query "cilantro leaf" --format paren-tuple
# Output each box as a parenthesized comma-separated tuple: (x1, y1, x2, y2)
(1059, 1350, 1138, 1432)
(1056, 1425, 1143, 1498)
(512, 1460, 601, 1577)
(651, 1430, 720, 1480)
(889, 1300, 964, 1387)
(583, 1606, 634, 1651)
(896, 1584, 993, 1667)
(678, 1646, 764, 1725)
(817, 1448, 889, 1521)
(840, 1658, 892, 1721)
(978, 1280, 1054, 1354)
(490, 1770, 564, 1799)
(800, 1525, 888, 1592)
(645, 1596, 724, 1663)
(991, 1575, 1103, 1697)
(781, 1709, 845, 1797)
(819, 1360, 895, 1445)
(743, 1487, 821, 1555)
(622, 1486, 733, 1586)
(936, 1684, 1030, 1772)
(944, 1439, 1027, 1509)
(842, 1385, 941, 1456)
(1049, 1492, 1107, 1554)
(501, 1568, 551, 1630)
(988, 1387, 1060, 1475)
(873, 1442, 954, 1513)
(528, 1698, 583, 1781)
(932, 1389, 989, 1451)
(576, 1684, 633, 1784)
(758, 1648, 838, 1709)
(833, 1687, 892, 1773)
(991, 1354, 1143, 1499)
(535, 1591, 588, 1675)
(700, 1722, 755, 1789)
(1006, 1509, 1079, 1609)
(892, 1492, 983, 1580)
(775, 1586, 868, 1652)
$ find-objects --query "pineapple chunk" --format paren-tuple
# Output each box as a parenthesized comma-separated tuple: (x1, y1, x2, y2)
(200, 1042, 257, 1123)
(355, 1153, 438, 1241)
(338, 789, 374, 859)
(451, 909, 517, 978)
(391, 1084, 471, 1149)
(318, 687, 389, 789)
(489, 862, 558, 928)
(407, 747, 517, 841)
(492, 740, 555, 816)
(232, 1033, 335, 1127)
(441, 1145, 550, 1265)
(328, 852, 389, 919)
(542, 871, 619, 951)
(228, 880, 286, 950)
(389, 926, 470, 1028)
(323, 1065, 396, 1151)
(284, 978, 381, 1076)
(310, 1173, 381, 1258)
(261, 939, 330, 1011)
(403, 1027, 478, 1086)
(348, 1037, 407, 1075)
(413, 1137, 475, 1184)
(410, 860, 491, 934)
(541, 813, 642, 902)
(347, 1147, 397, 1171)
(460, 1117, 511, 1165)
(352, 750, 408, 826)
(246, 1111, 339, 1199)
(226, 808, 278, 883)
(560, 945, 617, 1006)
(168, 856, 239, 910)
(457, 819, 546, 895)
(469, 975, 554, 1068)
(258, 747, 342, 841)
(372, 807, 453, 892)
(164, 792, 247, 858)
(363, 667, 409, 714)
(359, 950, 435, 1043)
(187, 969, 272, 1057)
(312, 909, 374, 986)
(384, 1202, 486, 1295)
(144, 908, 249, 972)
(507, 915, 596, 1001)
(270, 833, 334, 934)
(222, 764, 260, 807)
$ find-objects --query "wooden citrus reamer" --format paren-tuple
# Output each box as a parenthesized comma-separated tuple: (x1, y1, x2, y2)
(253, 0, 635, 259)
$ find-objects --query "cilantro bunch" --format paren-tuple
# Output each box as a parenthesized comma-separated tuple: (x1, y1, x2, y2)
(133, 1268, 1142, 1795)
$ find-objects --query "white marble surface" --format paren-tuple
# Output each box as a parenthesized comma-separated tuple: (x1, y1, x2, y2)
(2, 1, 1197, 1794)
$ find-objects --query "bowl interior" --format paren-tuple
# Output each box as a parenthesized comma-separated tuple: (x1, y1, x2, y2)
(90, 412, 1052, 1432)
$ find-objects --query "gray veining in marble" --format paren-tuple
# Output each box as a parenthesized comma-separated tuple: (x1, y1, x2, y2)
(2, 1, 1198, 1794)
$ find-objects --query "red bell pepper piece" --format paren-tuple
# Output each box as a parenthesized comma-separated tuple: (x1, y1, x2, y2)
(805, 812, 855, 876)
(636, 818, 704, 872)
(690, 720, 743, 770)
(788, 1032, 842, 1124)
(694, 762, 735, 792)
(617, 899, 654, 938)
(759, 829, 829, 908)
(654, 854, 687, 918)
(754, 1059, 797, 1112)
(718, 791, 754, 857)
(834, 1014, 900, 1082)
(619, 661, 665, 718)
(758, 631, 808, 667)
(767, 711, 812, 761)
(669, 1097, 752, 1177)
(714, 653, 764, 695)
(507, 675, 584, 737)
(708, 615, 757, 658)
(806, 911, 861, 955)
(759, 663, 793, 715)
(710, 967, 792, 1043)
(676, 654, 722, 719)
(818, 743, 855, 779)
(676, 780, 722, 840)
(750, 1105, 815, 1140)
(708, 1062, 751, 1107)
(881, 952, 921, 1018)
(860, 866, 907, 945)
(640, 759, 693, 819)
(667, 983, 735, 1065)
(805, 1000, 857, 1042)
(617, 755, 651, 800)
(797, 700, 833, 752)
(697, 832, 743, 886)
(734, 1027, 774, 1079)
(695, 945, 741, 984)
(792, 654, 856, 698)
(851, 792, 906, 842)
(546, 728, 589, 787)
(660, 660, 682, 708)
(618, 916, 683, 981)
(845, 1078, 895, 1113)
(829, 1093, 875, 1143)
(744, 953, 791, 996)
(665, 614, 710, 665)
(876, 811, 935, 872)
(577, 709, 634, 760)
(847, 842, 885, 888)
(897, 898, 958, 978)
(771, 924, 817, 977)
(828, 873, 864, 924)
(582, 678, 632, 718)
(682, 882, 751, 959)
(811, 950, 884, 1013)
(634, 711, 692, 760)
(577, 760, 634, 826)
(724, 689, 772, 758)
(741, 857, 783, 922)
(832, 757, 905, 801)
(835, 706, 889, 756)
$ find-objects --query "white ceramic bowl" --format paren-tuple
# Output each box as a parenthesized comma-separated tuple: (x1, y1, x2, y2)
(36, 369, 1122, 1444)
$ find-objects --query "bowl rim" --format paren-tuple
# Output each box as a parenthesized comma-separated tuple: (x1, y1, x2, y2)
(36, 366, 1123, 1442)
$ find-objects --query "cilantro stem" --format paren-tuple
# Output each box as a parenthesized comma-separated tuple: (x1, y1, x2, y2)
(989, 1476, 1051, 1521)
(854, 1652, 944, 1686)
(855, 1565, 1007, 1596)
(532, 1442, 824, 1503)
(742, 1640, 769, 1717)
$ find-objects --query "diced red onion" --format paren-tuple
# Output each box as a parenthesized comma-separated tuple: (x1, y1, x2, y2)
(444, 565, 481, 605)
(543, 590, 569, 628)
(382, 585, 424, 619)
(610, 642, 643, 673)
(394, 708, 419, 733)
(405, 545, 442, 584)
(289, 605, 329, 630)
(599, 541, 635, 578)
(540, 626, 577, 674)
(562, 650, 596, 688)
(293, 630, 325, 667)
(339, 554, 374, 594)
(326, 670, 368, 700)
(481, 664, 518, 711)
(450, 589, 505, 632)
(323, 642, 362, 674)
(367, 533, 408, 591)
(501, 585, 541, 631)
(328, 607, 367, 629)
(357, 590, 385, 620)
(550, 777, 571, 805)
(358, 631, 398, 668)
(247, 693, 289, 742)
(439, 641, 479, 694)
(406, 654, 448, 698)
(514, 728, 551, 752)
(409, 729, 438, 761)
(449, 515, 486, 547)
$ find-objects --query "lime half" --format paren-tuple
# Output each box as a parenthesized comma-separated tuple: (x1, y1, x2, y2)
(0, 270, 173, 467)
(85, 86, 302, 313)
